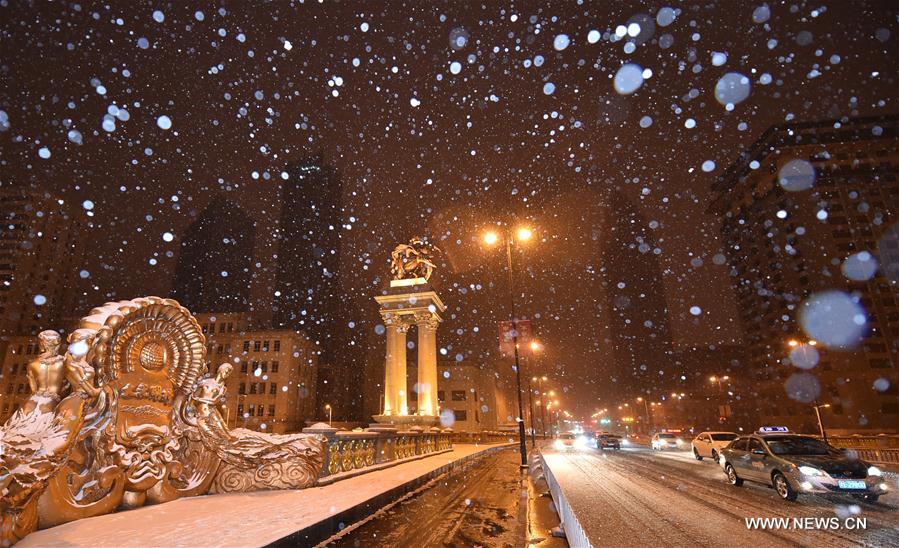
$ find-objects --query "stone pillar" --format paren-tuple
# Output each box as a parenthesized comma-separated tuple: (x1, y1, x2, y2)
(415, 312, 439, 417)
(383, 316, 410, 416)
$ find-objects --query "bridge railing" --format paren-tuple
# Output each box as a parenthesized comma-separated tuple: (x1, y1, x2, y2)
(824, 435, 899, 466)
(302, 425, 454, 479)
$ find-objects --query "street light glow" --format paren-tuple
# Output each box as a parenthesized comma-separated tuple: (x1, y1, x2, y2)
(516, 227, 533, 241)
(483, 231, 499, 245)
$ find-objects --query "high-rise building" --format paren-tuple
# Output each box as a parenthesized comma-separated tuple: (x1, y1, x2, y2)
(710, 115, 899, 434)
(600, 189, 674, 394)
(195, 312, 318, 433)
(0, 335, 41, 422)
(0, 189, 85, 338)
(274, 155, 359, 418)
(172, 195, 256, 314)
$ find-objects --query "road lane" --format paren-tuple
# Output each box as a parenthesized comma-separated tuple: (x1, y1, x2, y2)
(541, 445, 898, 547)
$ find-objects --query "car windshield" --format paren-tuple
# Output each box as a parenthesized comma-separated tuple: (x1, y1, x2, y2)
(710, 433, 738, 441)
(658, 434, 675, 439)
(763, 436, 833, 456)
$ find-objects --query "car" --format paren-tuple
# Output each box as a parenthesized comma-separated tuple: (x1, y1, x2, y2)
(692, 431, 738, 462)
(554, 432, 589, 451)
(651, 432, 682, 450)
(597, 434, 622, 450)
(720, 427, 890, 502)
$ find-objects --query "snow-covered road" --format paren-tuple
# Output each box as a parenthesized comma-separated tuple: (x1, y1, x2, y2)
(542, 445, 899, 547)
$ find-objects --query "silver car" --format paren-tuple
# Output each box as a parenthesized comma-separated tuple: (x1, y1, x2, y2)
(721, 431, 889, 502)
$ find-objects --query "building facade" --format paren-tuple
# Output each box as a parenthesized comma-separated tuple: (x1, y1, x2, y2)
(274, 155, 365, 420)
(0, 335, 39, 423)
(601, 189, 674, 396)
(0, 189, 85, 339)
(196, 313, 319, 433)
(434, 358, 512, 433)
(171, 195, 257, 314)
(710, 115, 899, 434)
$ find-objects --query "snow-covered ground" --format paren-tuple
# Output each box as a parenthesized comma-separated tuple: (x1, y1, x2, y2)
(21, 443, 511, 547)
(542, 445, 899, 547)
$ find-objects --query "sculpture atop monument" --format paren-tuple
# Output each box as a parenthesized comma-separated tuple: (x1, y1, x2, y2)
(390, 236, 440, 282)
(0, 297, 325, 545)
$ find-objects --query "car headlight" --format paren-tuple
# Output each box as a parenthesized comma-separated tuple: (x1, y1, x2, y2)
(554, 440, 564, 450)
(621, 438, 629, 446)
(798, 466, 824, 477)
(867, 466, 882, 477)
(675, 439, 684, 446)
(575, 436, 587, 448)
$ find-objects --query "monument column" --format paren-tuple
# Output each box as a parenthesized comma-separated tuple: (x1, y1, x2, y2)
(415, 312, 440, 417)
(382, 315, 409, 416)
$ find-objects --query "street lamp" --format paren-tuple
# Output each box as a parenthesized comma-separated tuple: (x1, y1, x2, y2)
(813, 401, 831, 443)
(526, 340, 544, 447)
(636, 397, 652, 433)
(324, 403, 332, 427)
(534, 375, 548, 439)
(483, 223, 535, 468)
(708, 375, 730, 392)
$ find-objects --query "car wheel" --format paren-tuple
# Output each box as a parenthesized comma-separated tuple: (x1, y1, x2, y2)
(711, 449, 719, 462)
(693, 448, 703, 461)
(726, 464, 743, 486)
(773, 472, 797, 501)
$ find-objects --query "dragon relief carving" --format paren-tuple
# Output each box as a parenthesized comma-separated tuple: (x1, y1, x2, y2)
(0, 297, 325, 544)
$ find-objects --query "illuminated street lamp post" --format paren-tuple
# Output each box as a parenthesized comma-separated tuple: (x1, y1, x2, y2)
(484, 225, 534, 468)
(708, 375, 730, 393)
(636, 397, 651, 434)
(813, 401, 831, 443)
(526, 340, 543, 447)
(534, 375, 548, 439)
(324, 403, 332, 427)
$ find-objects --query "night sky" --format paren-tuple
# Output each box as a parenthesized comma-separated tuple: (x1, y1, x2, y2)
(1, 1, 897, 413)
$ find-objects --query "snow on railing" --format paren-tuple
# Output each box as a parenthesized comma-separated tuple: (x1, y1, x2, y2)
(539, 452, 592, 548)
(302, 425, 454, 479)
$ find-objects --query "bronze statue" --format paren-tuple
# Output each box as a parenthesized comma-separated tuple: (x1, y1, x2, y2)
(390, 237, 440, 281)
(189, 363, 324, 493)
(21, 331, 66, 414)
(0, 297, 326, 545)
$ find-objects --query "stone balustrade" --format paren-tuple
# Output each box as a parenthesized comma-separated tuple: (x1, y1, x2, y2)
(303, 424, 454, 479)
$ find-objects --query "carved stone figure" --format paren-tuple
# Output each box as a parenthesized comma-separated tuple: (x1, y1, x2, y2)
(189, 363, 325, 493)
(21, 331, 65, 415)
(0, 297, 326, 545)
(390, 236, 440, 281)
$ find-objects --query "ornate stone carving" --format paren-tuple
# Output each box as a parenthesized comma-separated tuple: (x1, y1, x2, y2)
(390, 236, 440, 281)
(0, 297, 325, 545)
(382, 313, 413, 334)
(413, 311, 440, 331)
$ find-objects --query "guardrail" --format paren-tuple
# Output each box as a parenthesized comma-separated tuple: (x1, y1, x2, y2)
(819, 435, 899, 466)
(451, 430, 520, 444)
(303, 425, 454, 479)
(539, 451, 591, 548)
(826, 435, 899, 449)
(841, 448, 899, 466)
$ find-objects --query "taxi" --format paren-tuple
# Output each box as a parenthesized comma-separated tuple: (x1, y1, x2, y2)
(720, 427, 889, 502)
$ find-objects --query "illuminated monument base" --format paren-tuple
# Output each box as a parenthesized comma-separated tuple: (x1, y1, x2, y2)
(372, 277, 445, 429)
